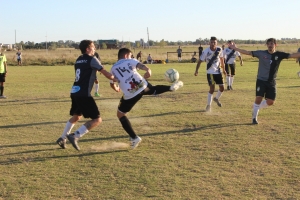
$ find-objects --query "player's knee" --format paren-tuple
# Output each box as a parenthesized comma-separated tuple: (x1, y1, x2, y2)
(266, 99, 274, 106)
(117, 111, 125, 119)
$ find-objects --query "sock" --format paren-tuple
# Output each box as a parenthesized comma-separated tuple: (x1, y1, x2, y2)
(207, 93, 213, 106)
(252, 103, 260, 119)
(94, 83, 99, 93)
(259, 100, 269, 109)
(226, 76, 230, 86)
(230, 76, 234, 86)
(215, 90, 222, 99)
(61, 121, 75, 139)
(74, 125, 89, 138)
(119, 116, 137, 139)
(0, 86, 3, 96)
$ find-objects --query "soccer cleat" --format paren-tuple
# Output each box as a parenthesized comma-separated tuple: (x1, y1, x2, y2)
(213, 97, 222, 107)
(56, 137, 67, 149)
(230, 86, 233, 90)
(130, 136, 142, 149)
(170, 81, 183, 91)
(205, 105, 211, 112)
(0, 95, 7, 99)
(94, 92, 100, 97)
(227, 86, 230, 90)
(252, 118, 259, 124)
(67, 133, 80, 150)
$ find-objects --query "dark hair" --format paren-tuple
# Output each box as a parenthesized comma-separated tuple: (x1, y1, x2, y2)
(227, 40, 232, 43)
(210, 36, 217, 41)
(79, 40, 93, 54)
(118, 48, 132, 59)
(266, 38, 276, 44)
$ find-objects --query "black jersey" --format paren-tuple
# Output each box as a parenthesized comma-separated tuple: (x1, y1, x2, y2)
(252, 50, 289, 81)
(71, 54, 103, 97)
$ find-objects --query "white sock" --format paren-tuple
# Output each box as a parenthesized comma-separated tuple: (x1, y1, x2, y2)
(61, 121, 75, 139)
(207, 93, 213, 105)
(74, 125, 89, 138)
(215, 90, 222, 99)
(259, 100, 269, 109)
(252, 103, 260, 119)
(94, 83, 99, 93)
(230, 76, 234, 86)
(226, 76, 230, 86)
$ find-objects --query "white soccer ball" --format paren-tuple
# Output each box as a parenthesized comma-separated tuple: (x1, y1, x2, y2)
(165, 68, 179, 83)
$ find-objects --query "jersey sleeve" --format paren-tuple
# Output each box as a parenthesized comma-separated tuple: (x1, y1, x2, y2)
(251, 50, 262, 58)
(200, 49, 206, 61)
(90, 57, 103, 71)
(279, 52, 290, 59)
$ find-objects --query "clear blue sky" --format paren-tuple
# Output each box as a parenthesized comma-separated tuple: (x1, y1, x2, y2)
(2, 0, 300, 44)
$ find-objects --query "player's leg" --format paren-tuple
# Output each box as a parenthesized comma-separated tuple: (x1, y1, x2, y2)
(252, 80, 268, 124)
(225, 64, 231, 90)
(205, 74, 215, 112)
(66, 97, 102, 150)
(230, 64, 236, 90)
(0, 74, 6, 98)
(117, 95, 142, 149)
(213, 74, 224, 107)
(144, 81, 183, 96)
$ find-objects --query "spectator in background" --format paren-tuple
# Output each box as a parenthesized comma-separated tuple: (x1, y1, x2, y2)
(177, 46, 182, 62)
(297, 47, 300, 66)
(136, 51, 142, 62)
(94, 52, 101, 97)
(16, 49, 22, 66)
(147, 54, 153, 64)
(198, 44, 203, 57)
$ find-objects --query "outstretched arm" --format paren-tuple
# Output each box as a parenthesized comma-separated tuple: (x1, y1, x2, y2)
(288, 52, 300, 59)
(229, 43, 252, 55)
(137, 63, 152, 79)
(238, 56, 243, 66)
(194, 59, 202, 76)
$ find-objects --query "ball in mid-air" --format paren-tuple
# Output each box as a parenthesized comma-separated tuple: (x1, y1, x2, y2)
(165, 68, 179, 83)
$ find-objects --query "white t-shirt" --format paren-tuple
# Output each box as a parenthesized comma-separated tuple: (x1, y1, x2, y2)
(223, 48, 241, 64)
(110, 59, 148, 100)
(200, 47, 224, 74)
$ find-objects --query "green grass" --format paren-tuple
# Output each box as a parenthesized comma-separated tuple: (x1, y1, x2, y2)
(1, 60, 300, 199)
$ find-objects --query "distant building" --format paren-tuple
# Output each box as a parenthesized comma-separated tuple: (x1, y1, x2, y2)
(97, 39, 119, 49)
(0, 43, 13, 50)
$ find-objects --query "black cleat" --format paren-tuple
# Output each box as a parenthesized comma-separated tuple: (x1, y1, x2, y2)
(252, 118, 259, 124)
(213, 97, 222, 107)
(230, 86, 233, 90)
(56, 137, 66, 149)
(227, 86, 230, 90)
(67, 133, 80, 150)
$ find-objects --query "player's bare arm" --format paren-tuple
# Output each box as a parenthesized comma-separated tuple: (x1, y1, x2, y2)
(220, 57, 227, 76)
(100, 68, 118, 82)
(137, 63, 151, 79)
(239, 56, 243, 66)
(288, 52, 300, 59)
(195, 60, 202, 76)
(229, 43, 252, 55)
(110, 81, 120, 92)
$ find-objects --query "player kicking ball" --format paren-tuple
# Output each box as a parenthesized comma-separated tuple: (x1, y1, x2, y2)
(110, 48, 183, 149)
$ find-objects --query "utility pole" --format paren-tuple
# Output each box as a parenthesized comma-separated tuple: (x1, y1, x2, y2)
(15, 30, 16, 49)
(46, 32, 48, 54)
(147, 27, 150, 49)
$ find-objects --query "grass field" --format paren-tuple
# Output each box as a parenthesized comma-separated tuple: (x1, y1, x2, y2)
(0, 60, 300, 199)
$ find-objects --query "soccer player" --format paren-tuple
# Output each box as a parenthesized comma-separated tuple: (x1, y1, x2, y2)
(229, 38, 300, 124)
(177, 46, 182, 62)
(94, 51, 101, 97)
(56, 40, 116, 150)
(0, 52, 8, 98)
(223, 40, 243, 90)
(110, 48, 183, 149)
(194, 36, 226, 112)
(136, 51, 142, 62)
(16, 49, 22, 66)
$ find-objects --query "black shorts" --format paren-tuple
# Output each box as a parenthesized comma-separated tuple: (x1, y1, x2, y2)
(207, 73, 224, 86)
(255, 79, 276, 100)
(178, 53, 181, 58)
(70, 96, 100, 119)
(0, 73, 6, 82)
(225, 63, 236, 75)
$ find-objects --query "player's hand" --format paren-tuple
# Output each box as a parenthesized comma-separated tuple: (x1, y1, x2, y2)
(240, 61, 243, 66)
(194, 71, 198, 76)
(144, 70, 151, 79)
(115, 85, 120, 92)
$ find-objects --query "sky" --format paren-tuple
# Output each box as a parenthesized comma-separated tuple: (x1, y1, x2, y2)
(1, 0, 300, 44)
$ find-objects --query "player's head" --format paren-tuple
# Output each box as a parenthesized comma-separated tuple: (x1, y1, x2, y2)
(209, 36, 217, 49)
(79, 40, 95, 55)
(118, 48, 132, 60)
(266, 38, 277, 52)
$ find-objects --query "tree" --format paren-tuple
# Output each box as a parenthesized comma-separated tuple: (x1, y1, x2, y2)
(101, 43, 107, 49)
(158, 39, 166, 47)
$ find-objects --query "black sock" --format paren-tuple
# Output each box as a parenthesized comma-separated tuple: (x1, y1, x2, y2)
(148, 85, 170, 95)
(119, 116, 137, 139)
(0, 86, 3, 96)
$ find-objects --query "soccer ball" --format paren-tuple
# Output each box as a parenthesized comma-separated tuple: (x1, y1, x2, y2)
(165, 68, 179, 83)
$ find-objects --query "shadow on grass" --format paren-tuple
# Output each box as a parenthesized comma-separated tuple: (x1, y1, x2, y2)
(0, 149, 127, 165)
